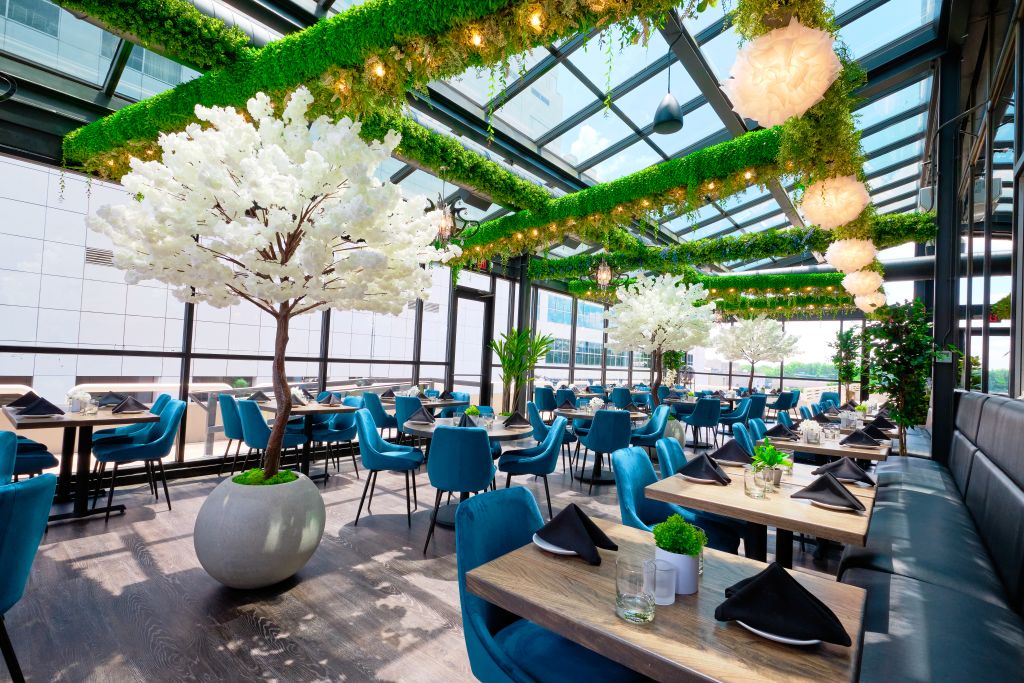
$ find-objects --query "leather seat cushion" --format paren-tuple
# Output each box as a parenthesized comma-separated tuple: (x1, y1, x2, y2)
(964, 452, 1024, 613)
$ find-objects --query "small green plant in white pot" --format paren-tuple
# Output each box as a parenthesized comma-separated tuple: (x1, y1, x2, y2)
(752, 438, 792, 489)
(652, 514, 706, 595)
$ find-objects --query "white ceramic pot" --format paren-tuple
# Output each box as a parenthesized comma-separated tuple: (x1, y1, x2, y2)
(655, 546, 700, 595)
(665, 420, 686, 443)
(193, 473, 326, 589)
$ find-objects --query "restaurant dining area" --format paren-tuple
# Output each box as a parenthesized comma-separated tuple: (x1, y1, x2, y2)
(1, 0, 1023, 681)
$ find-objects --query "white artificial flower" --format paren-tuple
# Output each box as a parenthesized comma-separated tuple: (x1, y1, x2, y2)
(801, 175, 871, 230)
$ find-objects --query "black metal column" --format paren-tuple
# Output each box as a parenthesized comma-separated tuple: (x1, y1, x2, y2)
(411, 298, 424, 386)
(175, 301, 195, 462)
(317, 309, 330, 393)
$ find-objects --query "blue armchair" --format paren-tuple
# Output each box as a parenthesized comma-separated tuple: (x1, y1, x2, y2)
(766, 391, 795, 421)
(682, 397, 721, 449)
(424, 426, 495, 554)
(655, 436, 687, 478)
(439, 391, 471, 418)
(629, 405, 670, 451)
(455, 487, 647, 683)
(9, 433, 58, 479)
(609, 387, 632, 409)
(732, 423, 756, 457)
(91, 399, 186, 521)
(747, 393, 768, 422)
(527, 402, 575, 472)
(820, 391, 841, 409)
(611, 446, 740, 553)
(553, 388, 576, 408)
(92, 393, 172, 445)
(498, 417, 566, 518)
(578, 410, 631, 495)
(777, 411, 794, 430)
(718, 397, 751, 434)
(799, 406, 813, 420)
(217, 393, 246, 476)
(747, 418, 767, 442)
(233, 399, 307, 474)
(311, 396, 362, 477)
(533, 387, 557, 419)
(353, 409, 423, 528)
(362, 392, 399, 436)
(0, 435, 56, 682)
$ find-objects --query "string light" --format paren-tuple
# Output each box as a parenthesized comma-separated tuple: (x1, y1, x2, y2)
(744, 170, 754, 180)
(515, 232, 523, 240)
(372, 63, 386, 78)
(707, 182, 716, 190)
(528, 9, 544, 31)
(530, 228, 539, 237)
(470, 31, 483, 47)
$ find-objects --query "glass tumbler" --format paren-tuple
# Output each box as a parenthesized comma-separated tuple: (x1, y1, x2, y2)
(744, 465, 767, 500)
(649, 559, 677, 606)
(615, 558, 655, 624)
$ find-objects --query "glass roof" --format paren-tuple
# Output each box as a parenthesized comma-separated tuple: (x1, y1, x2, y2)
(1, 0, 942, 274)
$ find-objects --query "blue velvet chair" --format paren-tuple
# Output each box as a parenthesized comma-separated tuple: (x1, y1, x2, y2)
(352, 409, 423, 528)
(682, 397, 721, 449)
(439, 391, 471, 418)
(498, 417, 566, 518)
(799, 406, 813, 420)
(9, 433, 58, 479)
(789, 389, 801, 413)
(820, 391, 841, 409)
(718, 397, 751, 434)
(362, 391, 399, 437)
(311, 396, 362, 476)
(777, 411, 794, 430)
(609, 386, 631, 409)
(587, 384, 606, 398)
(578, 410, 631, 495)
(655, 436, 687, 478)
(424, 426, 495, 554)
(533, 387, 557, 420)
(217, 393, 246, 476)
(91, 399, 186, 521)
(454, 487, 648, 683)
(424, 389, 440, 398)
(91, 393, 172, 445)
(671, 400, 696, 420)
(0, 436, 56, 683)
(527, 402, 574, 472)
(733, 423, 756, 457)
(657, 386, 671, 403)
(629, 405, 669, 451)
(766, 391, 794, 421)
(611, 446, 740, 553)
(747, 393, 768, 422)
(234, 399, 307, 473)
(811, 402, 823, 416)
(394, 395, 423, 444)
(553, 388, 576, 408)
(748, 418, 767, 442)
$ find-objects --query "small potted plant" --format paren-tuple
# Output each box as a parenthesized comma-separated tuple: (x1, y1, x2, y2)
(652, 514, 706, 595)
(463, 405, 482, 425)
(752, 438, 793, 489)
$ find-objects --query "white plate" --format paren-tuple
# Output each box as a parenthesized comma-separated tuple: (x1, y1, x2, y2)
(681, 474, 720, 484)
(113, 409, 147, 414)
(532, 533, 576, 556)
(406, 419, 434, 425)
(811, 500, 862, 512)
(736, 621, 821, 646)
(19, 414, 62, 419)
(715, 459, 748, 468)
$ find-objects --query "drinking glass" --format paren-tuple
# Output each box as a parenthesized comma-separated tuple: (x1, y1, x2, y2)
(615, 558, 655, 624)
(483, 416, 495, 431)
(649, 559, 676, 606)
(744, 465, 767, 500)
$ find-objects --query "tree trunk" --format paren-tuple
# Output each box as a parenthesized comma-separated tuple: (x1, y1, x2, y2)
(264, 309, 292, 478)
(651, 350, 663, 407)
(898, 425, 907, 456)
(748, 364, 755, 392)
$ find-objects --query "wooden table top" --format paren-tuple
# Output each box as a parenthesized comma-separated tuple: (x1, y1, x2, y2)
(466, 519, 865, 683)
(379, 397, 469, 409)
(663, 396, 739, 404)
(646, 471, 874, 547)
(762, 438, 890, 462)
(3, 406, 159, 430)
(401, 420, 533, 442)
(786, 463, 877, 500)
(554, 408, 648, 421)
(257, 402, 357, 415)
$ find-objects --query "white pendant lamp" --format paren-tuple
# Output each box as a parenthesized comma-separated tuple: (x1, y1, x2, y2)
(843, 270, 884, 296)
(825, 238, 877, 273)
(855, 291, 887, 313)
(801, 175, 871, 229)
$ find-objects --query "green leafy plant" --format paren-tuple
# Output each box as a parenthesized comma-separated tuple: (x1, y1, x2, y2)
(830, 328, 861, 401)
(652, 514, 707, 556)
(233, 468, 299, 486)
(464, 405, 481, 417)
(855, 404, 868, 413)
(489, 328, 555, 412)
(991, 295, 1011, 321)
(865, 300, 940, 454)
(751, 439, 792, 472)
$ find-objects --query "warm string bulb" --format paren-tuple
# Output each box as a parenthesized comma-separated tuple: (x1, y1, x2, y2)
(470, 31, 483, 47)
(372, 63, 386, 78)
(528, 10, 544, 31)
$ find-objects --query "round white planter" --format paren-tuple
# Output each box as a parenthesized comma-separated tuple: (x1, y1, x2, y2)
(665, 419, 686, 444)
(655, 546, 700, 595)
(193, 473, 326, 589)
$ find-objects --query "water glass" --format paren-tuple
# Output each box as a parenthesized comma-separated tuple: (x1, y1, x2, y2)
(615, 558, 655, 624)
(483, 416, 495, 431)
(649, 559, 676, 606)
(743, 465, 767, 500)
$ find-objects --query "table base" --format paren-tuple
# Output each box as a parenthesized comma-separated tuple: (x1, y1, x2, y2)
(685, 441, 712, 450)
(572, 468, 616, 486)
(49, 504, 126, 524)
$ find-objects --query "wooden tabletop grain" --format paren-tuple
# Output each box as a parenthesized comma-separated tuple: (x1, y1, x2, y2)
(554, 408, 648, 420)
(762, 438, 890, 462)
(2, 406, 159, 430)
(466, 520, 865, 683)
(646, 473, 873, 547)
(257, 402, 358, 415)
(401, 421, 533, 442)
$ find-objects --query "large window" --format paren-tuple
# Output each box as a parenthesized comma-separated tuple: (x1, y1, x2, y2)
(545, 338, 570, 365)
(574, 340, 603, 366)
(577, 301, 604, 330)
(546, 294, 572, 325)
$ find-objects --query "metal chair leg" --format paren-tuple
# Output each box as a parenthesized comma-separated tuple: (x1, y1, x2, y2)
(404, 471, 412, 528)
(104, 463, 119, 523)
(354, 469, 376, 525)
(92, 461, 107, 509)
(366, 470, 378, 513)
(423, 489, 443, 555)
(542, 475, 553, 520)
(217, 439, 233, 476)
(505, 472, 512, 488)
(0, 616, 25, 683)
(156, 459, 171, 511)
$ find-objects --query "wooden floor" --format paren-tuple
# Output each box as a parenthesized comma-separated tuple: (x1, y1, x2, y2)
(10, 445, 843, 683)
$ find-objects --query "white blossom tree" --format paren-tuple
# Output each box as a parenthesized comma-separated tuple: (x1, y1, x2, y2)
(606, 275, 716, 406)
(714, 315, 799, 391)
(88, 87, 459, 477)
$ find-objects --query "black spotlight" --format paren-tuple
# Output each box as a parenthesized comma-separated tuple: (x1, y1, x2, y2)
(653, 92, 683, 134)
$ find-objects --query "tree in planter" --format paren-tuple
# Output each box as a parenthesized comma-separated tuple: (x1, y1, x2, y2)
(89, 87, 458, 479)
(489, 328, 555, 412)
(864, 300, 939, 455)
(606, 275, 715, 407)
(714, 315, 798, 391)
(830, 328, 861, 401)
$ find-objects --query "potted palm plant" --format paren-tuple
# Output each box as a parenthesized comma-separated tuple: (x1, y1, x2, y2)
(652, 514, 706, 595)
(489, 328, 555, 412)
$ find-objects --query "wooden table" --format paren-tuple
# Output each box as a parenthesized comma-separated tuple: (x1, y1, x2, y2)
(646, 467, 874, 568)
(762, 438, 890, 462)
(379, 397, 469, 412)
(259, 402, 357, 480)
(401, 421, 533, 442)
(466, 520, 865, 683)
(554, 408, 648, 421)
(3, 406, 159, 522)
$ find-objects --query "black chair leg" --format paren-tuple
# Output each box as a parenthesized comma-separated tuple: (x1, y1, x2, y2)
(217, 439, 233, 476)
(542, 475, 553, 520)
(366, 470, 378, 513)
(156, 459, 171, 511)
(404, 471, 412, 528)
(423, 489, 443, 555)
(505, 472, 512, 488)
(410, 469, 418, 510)
(104, 463, 119, 523)
(354, 469, 376, 525)
(0, 616, 25, 683)
(349, 442, 359, 477)
(92, 461, 107, 509)
(145, 461, 157, 499)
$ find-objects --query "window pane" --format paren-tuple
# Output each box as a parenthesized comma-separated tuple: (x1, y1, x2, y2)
(1, 0, 116, 84)
(494, 63, 597, 138)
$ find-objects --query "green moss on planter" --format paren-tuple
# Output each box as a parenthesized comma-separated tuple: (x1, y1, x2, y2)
(232, 468, 299, 486)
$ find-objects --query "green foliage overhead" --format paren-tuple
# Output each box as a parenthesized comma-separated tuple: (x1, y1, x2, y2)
(652, 513, 707, 556)
(52, 0, 256, 71)
(233, 468, 299, 486)
(991, 294, 1011, 321)
(714, 293, 856, 318)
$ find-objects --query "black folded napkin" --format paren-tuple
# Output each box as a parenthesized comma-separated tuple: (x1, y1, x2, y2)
(536, 503, 617, 565)
(678, 453, 732, 485)
(381, 389, 396, 399)
(557, 399, 575, 410)
(291, 394, 307, 407)
(764, 423, 798, 440)
(95, 391, 128, 408)
(861, 424, 889, 441)
(440, 390, 454, 400)
(571, 386, 580, 393)
(877, 406, 891, 418)
(710, 439, 752, 465)
(715, 562, 852, 646)
(503, 410, 529, 427)
(669, 391, 683, 399)
(840, 400, 859, 410)
(416, 390, 428, 399)
(791, 472, 866, 512)
(8, 391, 39, 409)
(457, 412, 475, 427)
(248, 390, 270, 402)
(623, 402, 639, 412)
(112, 396, 148, 413)
(325, 394, 343, 406)
(869, 415, 896, 430)
(301, 388, 316, 400)
(840, 429, 879, 448)
(19, 396, 65, 417)
(825, 406, 840, 416)
(812, 457, 875, 486)
(406, 406, 435, 423)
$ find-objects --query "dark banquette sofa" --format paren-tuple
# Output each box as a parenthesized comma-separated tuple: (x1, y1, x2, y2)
(837, 391, 1024, 680)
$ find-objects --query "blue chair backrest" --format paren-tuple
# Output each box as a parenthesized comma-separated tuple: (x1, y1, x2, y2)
(428, 426, 495, 493)
(733, 423, 756, 456)
(526, 401, 548, 442)
(747, 394, 767, 421)
(611, 447, 676, 531)
(145, 400, 186, 457)
(0, 472, 57, 614)
(425, 389, 440, 398)
(690, 397, 722, 425)
(0, 431, 15, 485)
(355, 409, 396, 469)
(776, 391, 795, 410)
(778, 411, 793, 429)
(790, 389, 801, 407)
(330, 396, 364, 430)
(609, 387, 632, 409)
(533, 387, 556, 412)
(637, 405, 670, 437)
(151, 393, 172, 414)
(394, 396, 423, 432)
(584, 410, 632, 452)
(800, 406, 812, 420)
(218, 394, 244, 441)
(655, 437, 687, 479)
(455, 487, 544, 683)
(361, 392, 391, 427)
(554, 388, 576, 407)
(749, 418, 767, 441)
(732, 397, 752, 419)
(532, 417, 567, 474)
(588, 385, 604, 394)
(237, 400, 273, 449)
(821, 391, 841, 408)
(657, 386, 671, 401)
